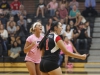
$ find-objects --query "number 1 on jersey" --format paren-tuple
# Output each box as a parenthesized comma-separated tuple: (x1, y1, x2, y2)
(46, 39, 49, 50)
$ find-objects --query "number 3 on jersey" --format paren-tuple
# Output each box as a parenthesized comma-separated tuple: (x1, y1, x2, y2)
(46, 38, 49, 50)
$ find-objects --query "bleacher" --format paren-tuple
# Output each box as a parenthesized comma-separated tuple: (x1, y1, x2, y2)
(0, 0, 100, 72)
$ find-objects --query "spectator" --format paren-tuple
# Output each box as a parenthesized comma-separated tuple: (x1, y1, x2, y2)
(59, 0, 68, 9)
(58, 4, 68, 24)
(7, 21, 16, 36)
(60, 19, 66, 34)
(0, 24, 8, 56)
(10, 0, 21, 16)
(85, 0, 96, 8)
(46, 18, 53, 32)
(53, 10, 60, 21)
(0, 20, 3, 25)
(76, 24, 89, 54)
(34, 0, 46, 18)
(17, 5, 27, 19)
(47, 0, 58, 17)
(62, 36, 79, 68)
(9, 41, 21, 60)
(17, 15, 28, 34)
(69, 0, 79, 10)
(69, 5, 80, 24)
(0, 9, 3, 14)
(63, 25, 74, 42)
(15, 25, 25, 44)
(82, 0, 97, 17)
(7, 16, 16, 28)
(0, 13, 8, 28)
(0, 0, 11, 15)
(69, 20, 74, 29)
(75, 12, 86, 26)
(0, 34, 3, 57)
(84, 21, 91, 37)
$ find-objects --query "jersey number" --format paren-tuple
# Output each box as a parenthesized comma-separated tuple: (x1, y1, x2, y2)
(46, 39, 49, 50)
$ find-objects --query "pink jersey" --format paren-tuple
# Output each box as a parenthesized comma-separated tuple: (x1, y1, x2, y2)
(25, 34, 43, 63)
(60, 41, 73, 54)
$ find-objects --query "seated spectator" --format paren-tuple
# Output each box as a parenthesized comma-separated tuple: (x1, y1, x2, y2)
(46, 18, 53, 33)
(84, 21, 91, 37)
(0, 34, 3, 57)
(0, 13, 8, 28)
(75, 24, 89, 54)
(73, 23, 80, 42)
(15, 25, 25, 44)
(47, 0, 58, 17)
(7, 21, 16, 36)
(60, 19, 66, 34)
(0, 0, 11, 15)
(58, 4, 68, 24)
(53, 10, 60, 21)
(34, 0, 46, 18)
(10, 0, 21, 16)
(69, 5, 80, 24)
(82, 0, 98, 17)
(17, 5, 27, 19)
(17, 15, 28, 34)
(61, 36, 79, 68)
(69, 0, 79, 10)
(0, 9, 3, 14)
(0, 24, 8, 56)
(69, 20, 74, 29)
(85, 0, 96, 8)
(7, 16, 16, 27)
(75, 12, 86, 26)
(0, 20, 3, 25)
(59, 0, 68, 9)
(9, 41, 21, 60)
(63, 25, 74, 42)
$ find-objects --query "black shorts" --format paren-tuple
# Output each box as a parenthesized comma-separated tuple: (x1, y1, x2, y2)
(40, 59, 59, 72)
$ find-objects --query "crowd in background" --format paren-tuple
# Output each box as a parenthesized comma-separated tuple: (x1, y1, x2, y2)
(0, 0, 97, 61)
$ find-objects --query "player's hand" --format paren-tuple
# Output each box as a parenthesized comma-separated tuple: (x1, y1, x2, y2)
(81, 54, 90, 60)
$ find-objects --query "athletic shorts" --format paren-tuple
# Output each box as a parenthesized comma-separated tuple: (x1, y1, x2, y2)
(40, 59, 59, 72)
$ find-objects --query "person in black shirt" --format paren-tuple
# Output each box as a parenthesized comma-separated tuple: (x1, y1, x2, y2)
(76, 24, 89, 54)
(38, 21, 89, 75)
(34, 0, 46, 18)
(0, 0, 11, 15)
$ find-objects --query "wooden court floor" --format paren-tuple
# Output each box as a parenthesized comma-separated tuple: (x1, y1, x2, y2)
(0, 68, 100, 75)
(0, 63, 100, 75)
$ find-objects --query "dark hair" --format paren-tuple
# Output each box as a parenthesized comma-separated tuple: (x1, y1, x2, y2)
(65, 25, 71, 31)
(12, 41, 18, 48)
(47, 18, 52, 25)
(0, 20, 3, 24)
(38, 21, 59, 50)
(61, 0, 66, 3)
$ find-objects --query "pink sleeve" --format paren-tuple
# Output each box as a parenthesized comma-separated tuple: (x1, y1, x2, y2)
(26, 36, 32, 43)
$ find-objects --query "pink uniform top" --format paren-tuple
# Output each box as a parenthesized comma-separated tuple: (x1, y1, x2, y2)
(60, 41, 73, 54)
(48, 2, 58, 10)
(25, 34, 43, 63)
